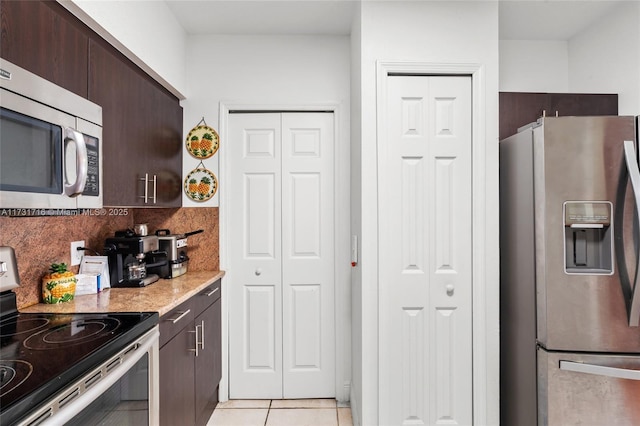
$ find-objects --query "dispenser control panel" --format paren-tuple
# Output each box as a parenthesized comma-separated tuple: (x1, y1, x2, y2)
(563, 201, 613, 275)
(565, 202, 611, 226)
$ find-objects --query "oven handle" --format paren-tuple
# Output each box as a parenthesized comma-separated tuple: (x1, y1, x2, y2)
(22, 327, 159, 426)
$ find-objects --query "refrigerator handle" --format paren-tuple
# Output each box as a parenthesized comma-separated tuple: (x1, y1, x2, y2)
(621, 140, 640, 327)
(560, 360, 640, 381)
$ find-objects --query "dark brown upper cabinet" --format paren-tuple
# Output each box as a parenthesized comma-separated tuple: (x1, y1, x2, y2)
(0, 0, 89, 98)
(88, 39, 183, 207)
(1, 0, 183, 208)
(499, 92, 618, 140)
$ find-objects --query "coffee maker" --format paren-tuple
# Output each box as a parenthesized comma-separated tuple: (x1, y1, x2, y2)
(104, 230, 168, 287)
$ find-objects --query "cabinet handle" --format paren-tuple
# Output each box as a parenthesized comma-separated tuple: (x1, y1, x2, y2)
(200, 320, 205, 350)
(151, 174, 157, 204)
(189, 321, 204, 357)
(165, 309, 191, 324)
(188, 326, 199, 357)
(205, 287, 219, 297)
(139, 173, 149, 203)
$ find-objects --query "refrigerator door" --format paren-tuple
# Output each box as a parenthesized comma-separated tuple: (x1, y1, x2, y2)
(534, 116, 640, 352)
(538, 348, 640, 426)
(620, 140, 640, 326)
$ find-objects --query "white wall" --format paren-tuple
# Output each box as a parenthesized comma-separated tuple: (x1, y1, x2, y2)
(66, 0, 187, 98)
(182, 35, 350, 208)
(349, 3, 362, 425)
(184, 33, 352, 399)
(569, 1, 640, 114)
(499, 2, 640, 115)
(499, 40, 569, 92)
(351, 1, 500, 425)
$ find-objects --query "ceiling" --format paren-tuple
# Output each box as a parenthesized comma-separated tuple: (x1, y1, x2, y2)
(498, 1, 622, 40)
(164, 0, 623, 40)
(165, 0, 357, 36)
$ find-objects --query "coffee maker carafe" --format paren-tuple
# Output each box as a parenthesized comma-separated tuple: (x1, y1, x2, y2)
(104, 230, 167, 287)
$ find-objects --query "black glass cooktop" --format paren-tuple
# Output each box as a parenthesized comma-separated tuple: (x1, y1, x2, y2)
(0, 310, 158, 425)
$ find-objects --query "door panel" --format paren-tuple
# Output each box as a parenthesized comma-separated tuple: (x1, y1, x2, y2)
(228, 112, 334, 399)
(534, 117, 640, 352)
(229, 113, 282, 398)
(245, 285, 277, 370)
(538, 348, 640, 425)
(379, 76, 472, 425)
(282, 113, 335, 398)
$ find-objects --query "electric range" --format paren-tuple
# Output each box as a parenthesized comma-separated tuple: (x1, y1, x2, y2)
(0, 291, 158, 425)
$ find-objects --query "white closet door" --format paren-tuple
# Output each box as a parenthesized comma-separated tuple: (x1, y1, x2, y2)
(228, 112, 335, 399)
(228, 113, 283, 398)
(281, 113, 335, 398)
(379, 76, 473, 425)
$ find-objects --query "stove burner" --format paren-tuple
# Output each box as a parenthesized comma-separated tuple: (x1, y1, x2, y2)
(24, 318, 121, 349)
(0, 361, 33, 398)
(0, 317, 50, 338)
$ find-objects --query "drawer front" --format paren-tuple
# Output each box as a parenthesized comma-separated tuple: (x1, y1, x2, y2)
(160, 299, 195, 347)
(192, 279, 221, 318)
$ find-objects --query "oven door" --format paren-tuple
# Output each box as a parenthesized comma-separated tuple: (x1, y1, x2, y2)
(18, 327, 159, 426)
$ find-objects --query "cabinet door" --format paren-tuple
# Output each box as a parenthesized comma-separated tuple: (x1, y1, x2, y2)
(159, 328, 196, 426)
(88, 39, 149, 206)
(499, 92, 619, 140)
(547, 93, 618, 117)
(144, 86, 183, 207)
(194, 300, 221, 426)
(499, 92, 547, 140)
(212, 299, 222, 387)
(0, 0, 88, 98)
(88, 39, 183, 207)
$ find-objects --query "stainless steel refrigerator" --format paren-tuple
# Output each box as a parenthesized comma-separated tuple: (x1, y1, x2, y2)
(500, 116, 640, 426)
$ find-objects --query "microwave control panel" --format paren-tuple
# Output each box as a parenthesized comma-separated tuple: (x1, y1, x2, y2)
(83, 136, 99, 197)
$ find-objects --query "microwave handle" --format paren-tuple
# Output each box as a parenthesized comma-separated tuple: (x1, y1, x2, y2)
(64, 127, 88, 197)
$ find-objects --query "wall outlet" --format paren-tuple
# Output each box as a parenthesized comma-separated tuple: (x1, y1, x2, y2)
(70, 241, 85, 266)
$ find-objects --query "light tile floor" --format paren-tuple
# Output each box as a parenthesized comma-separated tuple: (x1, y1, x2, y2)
(207, 399, 353, 426)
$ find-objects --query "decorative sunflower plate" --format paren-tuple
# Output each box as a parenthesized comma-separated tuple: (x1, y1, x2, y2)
(184, 168, 218, 202)
(186, 124, 219, 159)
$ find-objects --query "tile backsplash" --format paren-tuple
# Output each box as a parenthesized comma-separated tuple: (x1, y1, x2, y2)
(0, 207, 218, 309)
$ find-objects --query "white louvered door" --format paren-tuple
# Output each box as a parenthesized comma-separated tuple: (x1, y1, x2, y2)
(379, 76, 473, 425)
(228, 112, 335, 399)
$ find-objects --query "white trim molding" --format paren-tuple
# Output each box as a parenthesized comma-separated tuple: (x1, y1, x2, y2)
(375, 61, 498, 426)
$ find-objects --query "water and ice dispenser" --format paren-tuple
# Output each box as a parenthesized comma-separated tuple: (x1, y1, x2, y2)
(564, 201, 613, 275)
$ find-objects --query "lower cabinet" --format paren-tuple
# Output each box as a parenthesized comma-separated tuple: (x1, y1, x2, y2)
(159, 279, 222, 426)
(194, 299, 222, 425)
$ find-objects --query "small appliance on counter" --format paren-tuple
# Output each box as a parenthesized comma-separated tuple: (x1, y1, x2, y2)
(147, 228, 204, 279)
(0, 246, 160, 425)
(104, 230, 168, 287)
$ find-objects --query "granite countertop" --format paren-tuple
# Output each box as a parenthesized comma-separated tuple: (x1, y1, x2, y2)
(20, 270, 225, 317)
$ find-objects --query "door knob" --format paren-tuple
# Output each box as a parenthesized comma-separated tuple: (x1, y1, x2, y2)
(255, 268, 262, 276)
(446, 283, 454, 296)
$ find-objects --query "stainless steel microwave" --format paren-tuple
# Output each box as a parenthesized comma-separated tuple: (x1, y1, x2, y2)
(0, 58, 102, 209)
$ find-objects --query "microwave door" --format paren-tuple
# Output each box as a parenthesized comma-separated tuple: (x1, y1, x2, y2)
(0, 90, 77, 209)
